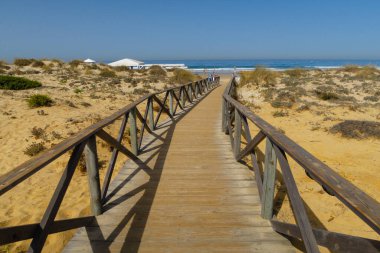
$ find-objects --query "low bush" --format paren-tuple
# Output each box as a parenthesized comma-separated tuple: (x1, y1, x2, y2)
(149, 65, 167, 78)
(314, 87, 339, 101)
(170, 68, 197, 84)
(32, 60, 45, 68)
(27, 94, 53, 108)
(284, 68, 306, 78)
(14, 58, 33, 66)
(330, 120, 380, 139)
(99, 69, 117, 78)
(364, 95, 379, 102)
(270, 100, 293, 108)
(272, 110, 289, 117)
(24, 142, 46, 156)
(31, 127, 46, 139)
(69, 60, 82, 67)
(240, 66, 277, 86)
(0, 75, 42, 90)
(339, 65, 361, 73)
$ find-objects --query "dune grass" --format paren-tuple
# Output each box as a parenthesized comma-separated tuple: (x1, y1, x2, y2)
(240, 66, 277, 86)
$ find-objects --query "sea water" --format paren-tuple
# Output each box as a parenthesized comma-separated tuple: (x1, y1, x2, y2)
(144, 59, 380, 73)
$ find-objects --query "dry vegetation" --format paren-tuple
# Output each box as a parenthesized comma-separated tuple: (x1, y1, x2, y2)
(0, 59, 201, 253)
(236, 65, 380, 245)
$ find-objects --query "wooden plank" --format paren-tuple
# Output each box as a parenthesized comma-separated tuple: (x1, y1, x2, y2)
(261, 138, 277, 219)
(64, 79, 294, 253)
(0, 216, 94, 245)
(148, 98, 154, 130)
(169, 90, 174, 116)
(129, 107, 138, 155)
(84, 135, 102, 216)
(234, 108, 242, 159)
(271, 220, 380, 253)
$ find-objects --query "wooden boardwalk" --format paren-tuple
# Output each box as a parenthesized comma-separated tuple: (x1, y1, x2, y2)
(64, 82, 295, 252)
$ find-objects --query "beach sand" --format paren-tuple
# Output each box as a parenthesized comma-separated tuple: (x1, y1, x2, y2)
(0, 60, 198, 252)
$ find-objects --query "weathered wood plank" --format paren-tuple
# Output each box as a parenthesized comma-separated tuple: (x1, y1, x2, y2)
(261, 138, 277, 219)
(84, 135, 102, 215)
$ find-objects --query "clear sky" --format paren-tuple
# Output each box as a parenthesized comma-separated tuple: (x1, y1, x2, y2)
(1, 0, 380, 61)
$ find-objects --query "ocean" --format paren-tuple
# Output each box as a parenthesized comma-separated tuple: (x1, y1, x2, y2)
(143, 59, 380, 73)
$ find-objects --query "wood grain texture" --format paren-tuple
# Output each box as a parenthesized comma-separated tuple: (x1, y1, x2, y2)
(64, 81, 294, 253)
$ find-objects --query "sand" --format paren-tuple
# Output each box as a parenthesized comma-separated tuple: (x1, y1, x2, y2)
(0, 60, 197, 253)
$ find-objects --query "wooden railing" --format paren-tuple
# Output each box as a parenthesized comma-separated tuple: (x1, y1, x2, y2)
(222, 77, 380, 253)
(0, 76, 220, 252)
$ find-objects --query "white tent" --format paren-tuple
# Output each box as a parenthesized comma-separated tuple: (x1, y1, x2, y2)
(108, 58, 144, 69)
(84, 58, 96, 63)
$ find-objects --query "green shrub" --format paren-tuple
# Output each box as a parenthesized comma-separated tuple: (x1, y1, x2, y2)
(27, 94, 53, 108)
(149, 65, 167, 78)
(0, 75, 42, 90)
(170, 68, 197, 84)
(14, 58, 33, 66)
(99, 69, 117, 78)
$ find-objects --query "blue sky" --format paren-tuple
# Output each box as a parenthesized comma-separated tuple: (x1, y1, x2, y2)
(1, 0, 379, 61)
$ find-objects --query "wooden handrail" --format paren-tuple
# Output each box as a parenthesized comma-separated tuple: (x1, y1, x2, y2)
(222, 76, 380, 252)
(0, 76, 220, 252)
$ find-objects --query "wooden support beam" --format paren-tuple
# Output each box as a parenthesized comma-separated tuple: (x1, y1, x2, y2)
(233, 108, 242, 159)
(169, 90, 174, 116)
(273, 144, 320, 253)
(271, 220, 380, 253)
(84, 135, 102, 216)
(101, 113, 128, 200)
(0, 216, 94, 245)
(28, 142, 87, 253)
(129, 107, 138, 155)
(96, 129, 135, 159)
(221, 99, 227, 132)
(261, 138, 277, 219)
(148, 97, 154, 130)
(241, 116, 264, 199)
(236, 130, 266, 161)
(180, 87, 186, 107)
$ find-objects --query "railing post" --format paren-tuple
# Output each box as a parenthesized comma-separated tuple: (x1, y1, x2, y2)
(222, 99, 227, 132)
(169, 90, 174, 116)
(195, 82, 199, 97)
(84, 135, 102, 216)
(234, 108, 242, 159)
(181, 87, 186, 107)
(148, 97, 154, 130)
(129, 107, 138, 155)
(188, 85, 193, 102)
(261, 138, 277, 219)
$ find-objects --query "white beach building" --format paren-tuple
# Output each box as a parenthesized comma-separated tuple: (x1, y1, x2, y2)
(108, 58, 144, 69)
(84, 58, 96, 64)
